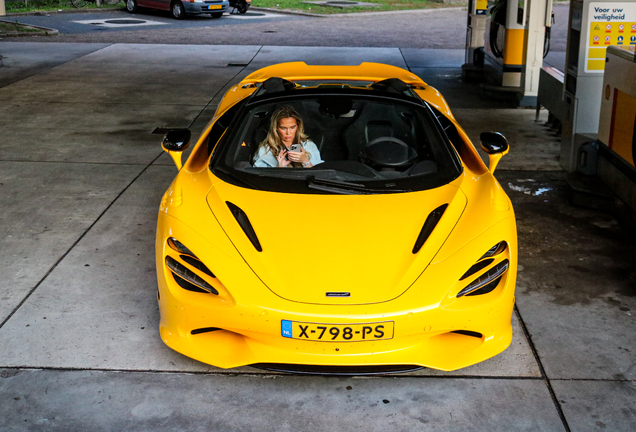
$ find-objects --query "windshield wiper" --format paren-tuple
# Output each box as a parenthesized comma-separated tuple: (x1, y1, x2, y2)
(307, 176, 409, 195)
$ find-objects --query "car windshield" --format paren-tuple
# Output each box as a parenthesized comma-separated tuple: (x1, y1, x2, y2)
(210, 90, 462, 194)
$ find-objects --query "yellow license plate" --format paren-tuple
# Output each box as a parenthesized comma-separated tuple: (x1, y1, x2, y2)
(281, 320, 394, 342)
(207, 5, 222, 9)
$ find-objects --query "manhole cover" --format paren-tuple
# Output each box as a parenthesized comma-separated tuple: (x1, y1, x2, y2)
(104, 19, 147, 24)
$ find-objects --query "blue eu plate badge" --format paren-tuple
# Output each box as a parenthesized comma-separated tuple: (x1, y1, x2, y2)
(281, 320, 293, 338)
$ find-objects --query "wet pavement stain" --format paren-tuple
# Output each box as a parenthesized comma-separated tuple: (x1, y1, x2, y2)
(497, 171, 636, 307)
(0, 369, 22, 379)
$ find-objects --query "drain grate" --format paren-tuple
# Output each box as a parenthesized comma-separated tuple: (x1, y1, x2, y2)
(104, 19, 148, 24)
(73, 18, 168, 28)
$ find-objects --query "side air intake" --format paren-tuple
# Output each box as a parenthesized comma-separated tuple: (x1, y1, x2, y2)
(226, 201, 263, 252)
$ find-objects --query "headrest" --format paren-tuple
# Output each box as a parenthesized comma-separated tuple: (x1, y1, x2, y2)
(260, 77, 295, 94)
(319, 97, 353, 118)
(370, 78, 410, 94)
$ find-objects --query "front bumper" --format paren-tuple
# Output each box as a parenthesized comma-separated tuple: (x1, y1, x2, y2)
(183, 0, 229, 14)
(156, 213, 517, 372)
(159, 302, 514, 372)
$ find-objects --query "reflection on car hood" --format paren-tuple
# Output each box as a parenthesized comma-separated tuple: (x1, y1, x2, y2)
(207, 180, 467, 305)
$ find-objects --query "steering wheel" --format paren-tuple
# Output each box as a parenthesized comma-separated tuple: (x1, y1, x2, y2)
(359, 136, 418, 169)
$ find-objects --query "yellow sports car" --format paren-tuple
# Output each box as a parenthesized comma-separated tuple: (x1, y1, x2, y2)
(157, 62, 516, 374)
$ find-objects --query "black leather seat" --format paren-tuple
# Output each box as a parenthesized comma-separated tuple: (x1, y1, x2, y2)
(343, 103, 416, 163)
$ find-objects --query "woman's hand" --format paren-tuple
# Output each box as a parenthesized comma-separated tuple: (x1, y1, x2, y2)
(277, 149, 291, 168)
(287, 148, 312, 167)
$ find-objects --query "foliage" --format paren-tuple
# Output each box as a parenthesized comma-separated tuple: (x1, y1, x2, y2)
(4, 0, 122, 13)
(249, 0, 456, 14)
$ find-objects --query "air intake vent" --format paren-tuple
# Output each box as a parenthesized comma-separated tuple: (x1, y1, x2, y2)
(460, 258, 494, 281)
(451, 330, 483, 338)
(412, 204, 448, 254)
(252, 363, 423, 376)
(180, 255, 215, 278)
(191, 327, 222, 335)
(226, 201, 262, 252)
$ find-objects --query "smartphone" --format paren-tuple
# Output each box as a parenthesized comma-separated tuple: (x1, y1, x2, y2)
(290, 144, 302, 153)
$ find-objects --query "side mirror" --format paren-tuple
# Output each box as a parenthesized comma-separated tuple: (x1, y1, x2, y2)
(161, 129, 191, 170)
(480, 132, 509, 173)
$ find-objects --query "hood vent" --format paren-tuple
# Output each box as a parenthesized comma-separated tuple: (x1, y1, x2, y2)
(412, 204, 448, 254)
(226, 201, 263, 252)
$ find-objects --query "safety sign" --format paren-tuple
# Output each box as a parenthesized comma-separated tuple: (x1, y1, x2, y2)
(586, 2, 636, 72)
(476, 0, 487, 15)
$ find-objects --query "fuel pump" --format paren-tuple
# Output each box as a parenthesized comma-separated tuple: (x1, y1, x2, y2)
(597, 45, 636, 213)
(468, 0, 554, 104)
(559, 0, 636, 171)
(465, 0, 489, 65)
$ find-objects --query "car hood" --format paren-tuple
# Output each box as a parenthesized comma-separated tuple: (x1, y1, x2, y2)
(206, 180, 466, 305)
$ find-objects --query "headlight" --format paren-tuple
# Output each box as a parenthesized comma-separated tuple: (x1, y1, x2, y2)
(457, 259, 509, 297)
(165, 238, 220, 295)
(456, 242, 509, 298)
(166, 256, 219, 295)
(479, 241, 507, 259)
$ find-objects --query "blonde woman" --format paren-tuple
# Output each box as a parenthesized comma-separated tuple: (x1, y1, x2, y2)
(253, 105, 323, 168)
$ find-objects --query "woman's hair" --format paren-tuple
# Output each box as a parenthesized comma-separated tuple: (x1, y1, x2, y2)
(258, 105, 309, 161)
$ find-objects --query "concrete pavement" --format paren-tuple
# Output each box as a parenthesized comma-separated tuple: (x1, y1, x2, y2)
(0, 42, 634, 431)
(6, 3, 571, 49)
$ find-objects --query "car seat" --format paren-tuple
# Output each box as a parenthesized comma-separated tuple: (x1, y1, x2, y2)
(343, 103, 416, 164)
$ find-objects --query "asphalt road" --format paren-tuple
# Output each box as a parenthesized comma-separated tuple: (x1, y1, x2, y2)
(12, 9, 299, 34)
(9, 3, 570, 49)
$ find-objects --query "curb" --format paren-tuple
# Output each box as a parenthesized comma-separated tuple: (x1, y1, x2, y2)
(0, 18, 59, 36)
(4, 6, 125, 18)
(250, 5, 467, 18)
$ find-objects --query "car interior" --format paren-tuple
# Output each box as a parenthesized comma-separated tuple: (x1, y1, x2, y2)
(227, 96, 450, 180)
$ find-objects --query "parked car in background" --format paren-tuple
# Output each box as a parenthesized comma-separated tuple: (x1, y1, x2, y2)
(126, 0, 229, 19)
